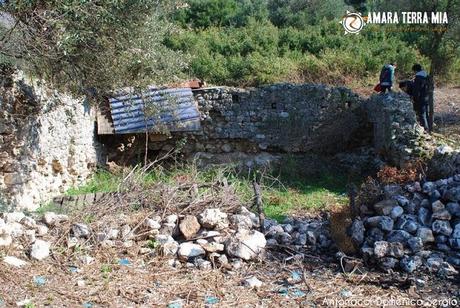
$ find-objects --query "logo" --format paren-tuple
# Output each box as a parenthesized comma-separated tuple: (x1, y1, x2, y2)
(340, 11, 366, 34)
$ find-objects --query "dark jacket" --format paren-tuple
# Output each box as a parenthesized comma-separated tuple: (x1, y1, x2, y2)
(413, 70, 429, 106)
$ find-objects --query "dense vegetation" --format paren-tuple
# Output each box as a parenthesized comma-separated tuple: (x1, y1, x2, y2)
(167, 0, 459, 87)
(1, 0, 459, 92)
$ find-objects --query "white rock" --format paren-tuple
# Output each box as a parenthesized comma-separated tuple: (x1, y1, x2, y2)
(67, 237, 79, 248)
(178, 242, 205, 260)
(107, 229, 119, 240)
(121, 224, 133, 240)
(199, 208, 229, 229)
(4, 256, 28, 267)
(43, 212, 68, 226)
(231, 214, 253, 230)
(31, 239, 51, 260)
(0, 234, 12, 246)
(144, 218, 161, 230)
(35, 224, 49, 236)
(165, 214, 178, 224)
(5, 222, 24, 237)
(80, 255, 94, 265)
(200, 241, 224, 253)
(16, 298, 32, 307)
(225, 230, 266, 260)
(4, 212, 25, 223)
(24, 229, 36, 243)
(155, 235, 179, 256)
(72, 223, 90, 238)
(244, 276, 263, 288)
(77, 280, 86, 287)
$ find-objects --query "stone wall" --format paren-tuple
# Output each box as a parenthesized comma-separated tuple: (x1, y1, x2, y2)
(364, 93, 460, 178)
(128, 84, 366, 160)
(0, 73, 104, 211)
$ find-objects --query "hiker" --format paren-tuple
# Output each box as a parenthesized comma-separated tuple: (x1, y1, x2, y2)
(399, 79, 416, 109)
(411, 64, 430, 133)
(379, 63, 396, 93)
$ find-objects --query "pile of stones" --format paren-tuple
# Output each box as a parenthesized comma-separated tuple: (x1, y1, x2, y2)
(350, 174, 460, 275)
(0, 206, 334, 269)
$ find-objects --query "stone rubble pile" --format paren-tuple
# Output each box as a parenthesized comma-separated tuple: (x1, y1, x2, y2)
(350, 174, 460, 276)
(0, 206, 334, 270)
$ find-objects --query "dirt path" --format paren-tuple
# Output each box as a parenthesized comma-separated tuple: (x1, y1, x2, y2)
(433, 87, 460, 144)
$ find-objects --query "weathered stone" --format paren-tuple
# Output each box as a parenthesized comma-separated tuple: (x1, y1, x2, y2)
(443, 187, 460, 202)
(384, 185, 403, 198)
(431, 210, 451, 220)
(225, 230, 266, 260)
(449, 238, 460, 249)
(422, 182, 436, 194)
(432, 200, 445, 213)
(3, 256, 28, 267)
(165, 214, 178, 224)
(295, 233, 307, 245)
(417, 208, 432, 227)
(0, 234, 12, 246)
(435, 235, 448, 244)
(390, 206, 404, 220)
(43, 212, 69, 226)
(416, 228, 435, 243)
(374, 241, 390, 258)
(121, 224, 134, 240)
(20, 216, 36, 229)
(380, 257, 398, 271)
(350, 219, 364, 246)
(395, 217, 418, 234)
(198, 209, 229, 229)
(277, 232, 293, 245)
(144, 218, 161, 230)
(283, 224, 294, 233)
(200, 242, 224, 253)
(30, 239, 50, 260)
(374, 199, 398, 215)
(195, 258, 212, 270)
(446, 202, 460, 217)
(438, 262, 458, 277)
(407, 237, 423, 253)
(386, 230, 411, 243)
(366, 216, 393, 231)
(243, 276, 263, 288)
(72, 223, 90, 238)
(177, 242, 205, 260)
(231, 214, 253, 230)
(35, 224, 48, 236)
(366, 228, 384, 245)
(432, 220, 452, 236)
(399, 256, 422, 273)
(4, 212, 25, 223)
(179, 215, 201, 240)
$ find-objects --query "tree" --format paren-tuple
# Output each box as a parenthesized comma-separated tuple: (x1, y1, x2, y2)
(0, 0, 187, 96)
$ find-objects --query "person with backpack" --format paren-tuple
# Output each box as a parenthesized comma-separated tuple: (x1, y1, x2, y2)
(379, 63, 396, 93)
(411, 64, 431, 133)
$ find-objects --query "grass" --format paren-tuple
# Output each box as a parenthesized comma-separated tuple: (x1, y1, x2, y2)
(61, 159, 351, 222)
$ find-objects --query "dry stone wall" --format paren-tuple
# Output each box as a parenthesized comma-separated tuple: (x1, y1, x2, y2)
(0, 73, 104, 211)
(144, 84, 366, 157)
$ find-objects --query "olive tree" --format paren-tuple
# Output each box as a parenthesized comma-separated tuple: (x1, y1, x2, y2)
(0, 0, 187, 96)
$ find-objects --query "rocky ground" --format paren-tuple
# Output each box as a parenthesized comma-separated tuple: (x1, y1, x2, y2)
(433, 87, 460, 145)
(1, 87, 460, 307)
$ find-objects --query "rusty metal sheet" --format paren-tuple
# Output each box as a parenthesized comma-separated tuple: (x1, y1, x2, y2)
(108, 87, 201, 134)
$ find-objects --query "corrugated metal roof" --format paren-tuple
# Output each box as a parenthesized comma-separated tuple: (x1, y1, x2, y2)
(108, 87, 201, 134)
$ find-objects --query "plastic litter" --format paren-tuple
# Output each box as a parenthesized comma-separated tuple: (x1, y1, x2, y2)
(33, 276, 46, 286)
(118, 258, 131, 266)
(204, 296, 219, 305)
